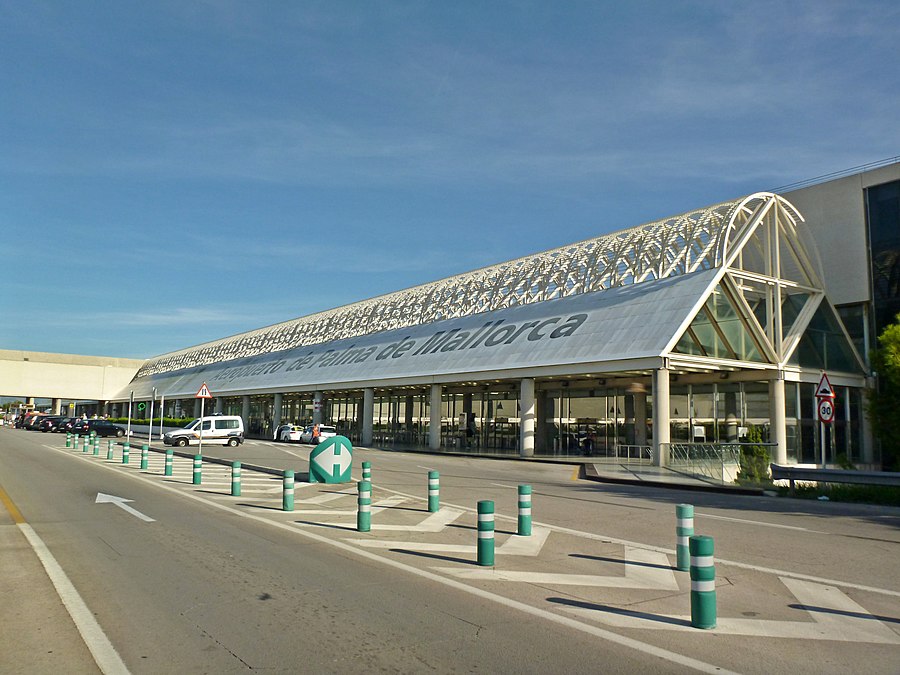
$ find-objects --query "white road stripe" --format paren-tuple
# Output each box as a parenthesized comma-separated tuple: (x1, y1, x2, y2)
(699, 513, 825, 533)
(18, 523, 130, 674)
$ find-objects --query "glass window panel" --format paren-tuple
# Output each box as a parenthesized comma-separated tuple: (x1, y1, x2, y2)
(789, 303, 865, 373)
(707, 288, 764, 361)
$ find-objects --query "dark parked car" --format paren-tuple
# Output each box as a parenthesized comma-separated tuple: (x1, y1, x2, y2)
(38, 416, 67, 432)
(24, 414, 49, 430)
(71, 419, 126, 437)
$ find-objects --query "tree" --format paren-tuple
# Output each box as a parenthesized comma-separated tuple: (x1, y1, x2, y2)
(868, 313, 900, 470)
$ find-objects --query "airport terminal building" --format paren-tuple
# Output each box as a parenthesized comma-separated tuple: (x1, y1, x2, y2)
(8, 161, 894, 470)
(113, 180, 883, 469)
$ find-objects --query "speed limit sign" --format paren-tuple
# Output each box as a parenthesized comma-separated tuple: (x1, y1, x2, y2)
(817, 398, 835, 424)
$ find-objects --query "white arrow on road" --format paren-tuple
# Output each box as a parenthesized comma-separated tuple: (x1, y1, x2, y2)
(95, 493, 155, 522)
(312, 440, 352, 477)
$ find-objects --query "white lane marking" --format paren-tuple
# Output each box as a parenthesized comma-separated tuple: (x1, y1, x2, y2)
(17, 523, 131, 674)
(699, 513, 825, 533)
(491, 482, 515, 489)
(565, 577, 900, 644)
(370, 508, 465, 532)
(60, 446, 736, 674)
(366, 482, 900, 599)
(496, 527, 551, 556)
(294, 495, 407, 516)
(435, 547, 678, 590)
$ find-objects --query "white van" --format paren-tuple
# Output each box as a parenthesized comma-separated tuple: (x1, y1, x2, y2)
(163, 415, 244, 447)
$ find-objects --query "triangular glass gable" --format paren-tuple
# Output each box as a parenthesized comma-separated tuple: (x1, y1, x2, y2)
(781, 289, 813, 338)
(777, 228, 815, 286)
(673, 284, 765, 362)
(787, 302, 866, 374)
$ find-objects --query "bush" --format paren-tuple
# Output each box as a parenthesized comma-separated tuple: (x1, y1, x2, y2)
(737, 426, 771, 485)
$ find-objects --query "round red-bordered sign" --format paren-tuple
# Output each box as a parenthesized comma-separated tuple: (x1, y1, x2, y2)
(817, 397, 835, 424)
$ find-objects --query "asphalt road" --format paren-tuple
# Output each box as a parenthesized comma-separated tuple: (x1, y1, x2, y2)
(2, 428, 899, 674)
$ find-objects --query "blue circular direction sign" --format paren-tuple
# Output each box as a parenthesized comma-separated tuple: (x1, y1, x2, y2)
(309, 436, 353, 483)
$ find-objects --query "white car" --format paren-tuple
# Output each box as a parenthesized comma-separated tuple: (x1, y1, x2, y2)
(277, 424, 303, 442)
(300, 424, 337, 444)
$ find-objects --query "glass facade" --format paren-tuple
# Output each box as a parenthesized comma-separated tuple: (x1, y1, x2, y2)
(866, 179, 900, 335)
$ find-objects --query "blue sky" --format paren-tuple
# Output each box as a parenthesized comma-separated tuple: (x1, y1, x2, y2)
(2, 1, 898, 359)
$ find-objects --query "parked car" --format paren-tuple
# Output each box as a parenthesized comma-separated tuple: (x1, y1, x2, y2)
(51, 417, 74, 432)
(72, 419, 126, 437)
(300, 424, 337, 444)
(276, 424, 304, 442)
(60, 418, 81, 433)
(24, 414, 49, 430)
(38, 416, 67, 432)
(163, 415, 244, 447)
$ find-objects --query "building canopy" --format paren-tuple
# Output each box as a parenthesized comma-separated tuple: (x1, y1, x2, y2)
(119, 193, 865, 400)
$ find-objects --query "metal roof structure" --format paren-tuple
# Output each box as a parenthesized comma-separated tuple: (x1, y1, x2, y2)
(138, 191, 850, 385)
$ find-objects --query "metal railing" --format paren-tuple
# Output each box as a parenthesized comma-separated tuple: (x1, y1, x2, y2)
(668, 443, 746, 484)
(607, 444, 653, 464)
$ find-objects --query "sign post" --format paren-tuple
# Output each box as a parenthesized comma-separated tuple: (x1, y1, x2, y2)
(195, 382, 213, 456)
(815, 373, 836, 468)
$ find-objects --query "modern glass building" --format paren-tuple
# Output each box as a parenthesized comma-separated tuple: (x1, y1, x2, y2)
(115, 190, 870, 469)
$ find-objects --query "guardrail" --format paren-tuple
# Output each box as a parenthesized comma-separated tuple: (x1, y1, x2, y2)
(770, 464, 900, 493)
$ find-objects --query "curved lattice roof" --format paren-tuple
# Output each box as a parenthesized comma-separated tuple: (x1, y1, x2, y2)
(137, 192, 804, 377)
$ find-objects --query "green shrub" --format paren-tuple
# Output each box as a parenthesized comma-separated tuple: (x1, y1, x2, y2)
(737, 425, 771, 485)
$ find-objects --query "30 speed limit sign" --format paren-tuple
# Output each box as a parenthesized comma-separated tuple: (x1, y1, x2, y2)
(817, 398, 835, 424)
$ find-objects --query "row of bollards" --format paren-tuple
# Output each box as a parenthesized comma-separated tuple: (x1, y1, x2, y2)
(63, 434, 716, 631)
(676, 502, 716, 629)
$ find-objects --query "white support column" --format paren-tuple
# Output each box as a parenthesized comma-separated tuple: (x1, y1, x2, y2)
(241, 395, 250, 429)
(194, 399, 202, 418)
(313, 391, 324, 425)
(215, 396, 224, 415)
(429, 384, 442, 450)
(272, 393, 283, 435)
(362, 388, 374, 446)
(51, 398, 61, 415)
(520, 378, 535, 458)
(769, 373, 788, 465)
(652, 366, 670, 467)
(634, 392, 648, 447)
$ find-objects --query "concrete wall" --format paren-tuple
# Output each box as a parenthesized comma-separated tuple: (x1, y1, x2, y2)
(784, 163, 900, 307)
(0, 350, 143, 400)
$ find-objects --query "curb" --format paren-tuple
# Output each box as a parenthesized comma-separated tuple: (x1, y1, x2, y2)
(580, 463, 765, 496)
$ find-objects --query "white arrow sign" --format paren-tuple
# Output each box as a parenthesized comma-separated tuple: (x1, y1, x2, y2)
(312, 439, 352, 477)
(95, 493, 155, 522)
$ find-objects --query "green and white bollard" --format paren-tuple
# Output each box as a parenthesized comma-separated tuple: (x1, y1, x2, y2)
(690, 535, 717, 629)
(92, 436, 100, 456)
(73, 434, 80, 450)
(283, 470, 295, 511)
(518, 485, 532, 536)
(122, 442, 130, 464)
(357, 480, 371, 532)
(83, 435, 90, 453)
(477, 500, 495, 566)
(140, 444, 149, 470)
(192, 455, 202, 485)
(107, 439, 114, 460)
(66, 432, 72, 448)
(676, 504, 694, 571)
(428, 470, 440, 512)
(165, 449, 174, 476)
(362, 461, 371, 482)
(231, 461, 241, 496)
